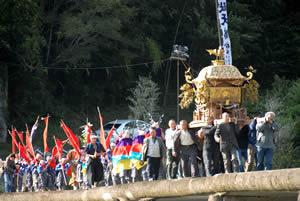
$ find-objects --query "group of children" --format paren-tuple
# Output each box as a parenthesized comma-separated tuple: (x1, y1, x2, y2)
(2, 125, 164, 192)
(3, 153, 73, 192)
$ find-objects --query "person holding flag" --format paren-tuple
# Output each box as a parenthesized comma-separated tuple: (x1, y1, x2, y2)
(111, 130, 133, 185)
(24, 162, 33, 192)
(55, 158, 70, 191)
(130, 130, 148, 182)
(37, 160, 48, 191)
(103, 142, 116, 186)
(31, 153, 43, 192)
(13, 162, 23, 192)
(46, 156, 56, 191)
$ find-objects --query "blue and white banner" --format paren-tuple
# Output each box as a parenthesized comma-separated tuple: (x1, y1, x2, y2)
(217, 0, 232, 65)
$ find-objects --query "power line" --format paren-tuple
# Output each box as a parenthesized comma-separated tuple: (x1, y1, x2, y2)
(0, 58, 170, 70)
(163, 0, 187, 106)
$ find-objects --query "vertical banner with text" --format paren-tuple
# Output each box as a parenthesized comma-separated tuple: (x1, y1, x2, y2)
(217, 0, 232, 65)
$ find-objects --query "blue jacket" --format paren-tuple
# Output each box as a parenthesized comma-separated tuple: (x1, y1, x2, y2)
(38, 163, 48, 174)
(248, 119, 257, 145)
(55, 163, 70, 172)
(14, 169, 24, 176)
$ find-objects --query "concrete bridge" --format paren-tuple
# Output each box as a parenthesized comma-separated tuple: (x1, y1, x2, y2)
(1, 168, 300, 201)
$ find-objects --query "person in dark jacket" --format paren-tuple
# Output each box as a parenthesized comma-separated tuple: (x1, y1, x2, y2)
(3, 154, 16, 192)
(141, 127, 166, 181)
(214, 113, 240, 173)
(235, 125, 249, 172)
(245, 118, 258, 172)
(85, 135, 105, 188)
(198, 116, 220, 176)
(173, 120, 201, 177)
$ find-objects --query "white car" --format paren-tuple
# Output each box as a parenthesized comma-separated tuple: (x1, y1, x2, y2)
(95, 120, 151, 144)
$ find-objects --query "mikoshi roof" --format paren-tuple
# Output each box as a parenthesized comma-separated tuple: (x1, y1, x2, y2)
(193, 65, 247, 87)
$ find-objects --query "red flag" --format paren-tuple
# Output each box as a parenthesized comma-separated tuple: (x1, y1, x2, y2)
(51, 137, 64, 168)
(18, 142, 21, 154)
(61, 121, 80, 152)
(87, 124, 92, 145)
(42, 116, 50, 152)
(97, 107, 106, 150)
(52, 146, 58, 160)
(19, 145, 31, 164)
(16, 130, 32, 164)
(11, 128, 16, 154)
(26, 125, 35, 158)
(10, 128, 20, 152)
(48, 157, 57, 169)
(17, 131, 24, 145)
(54, 137, 64, 160)
(105, 126, 114, 149)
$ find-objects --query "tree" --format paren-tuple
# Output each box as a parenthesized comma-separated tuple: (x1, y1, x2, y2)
(127, 76, 161, 120)
(247, 75, 300, 169)
(0, 0, 46, 142)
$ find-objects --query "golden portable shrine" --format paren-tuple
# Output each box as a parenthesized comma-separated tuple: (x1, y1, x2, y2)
(179, 48, 259, 128)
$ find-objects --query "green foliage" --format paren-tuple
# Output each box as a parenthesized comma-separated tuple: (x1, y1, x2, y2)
(247, 75, 300, 169)
(127, 76, 161, 120)
(146, 38, 162, 73)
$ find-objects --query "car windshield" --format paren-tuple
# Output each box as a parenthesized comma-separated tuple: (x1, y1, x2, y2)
(103, 123, 121, 130)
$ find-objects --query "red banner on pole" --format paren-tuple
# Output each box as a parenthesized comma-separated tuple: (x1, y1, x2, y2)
(42, 116, 50, 153)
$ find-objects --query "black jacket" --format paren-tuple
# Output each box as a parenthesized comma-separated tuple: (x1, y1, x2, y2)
(202, 125, 217, 150)
(215, 122, 239, 152)
(4, 159, 15, 175)
(237, 125, 249, 149)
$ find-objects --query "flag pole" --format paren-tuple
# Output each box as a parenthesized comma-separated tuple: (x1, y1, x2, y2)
(215, 0, 222, 48)
(97, 106, 101, 139)
(97, 106, 106, 149)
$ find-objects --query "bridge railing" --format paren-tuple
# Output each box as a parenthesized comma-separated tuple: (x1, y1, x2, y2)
(0, 168, 300, 201)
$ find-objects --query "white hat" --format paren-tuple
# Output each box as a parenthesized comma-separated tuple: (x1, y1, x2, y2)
(138, 130, 146, 135)
(90, 135, 98, 139)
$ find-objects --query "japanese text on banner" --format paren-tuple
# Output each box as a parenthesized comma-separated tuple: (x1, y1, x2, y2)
(217, 0, 232, 65)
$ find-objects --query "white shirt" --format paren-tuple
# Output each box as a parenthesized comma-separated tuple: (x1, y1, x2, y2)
(147, 137, 160, 158)
(165, 128, 176, 149)
(179, 130, 194, 146)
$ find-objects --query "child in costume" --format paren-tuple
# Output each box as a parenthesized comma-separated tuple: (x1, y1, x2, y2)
(13, 163, 24, 192)
(46, 156, 57, 191)
(37, 160, 48, 191)
(81, 155, 89, 189)
(55, 158, 70, 190)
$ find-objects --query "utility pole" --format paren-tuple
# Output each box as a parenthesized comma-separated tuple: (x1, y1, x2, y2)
(170, 52, 187, 123)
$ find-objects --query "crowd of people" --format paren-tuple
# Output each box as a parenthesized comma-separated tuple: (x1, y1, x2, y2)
(0, 111, 280, 193)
